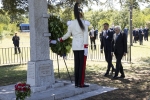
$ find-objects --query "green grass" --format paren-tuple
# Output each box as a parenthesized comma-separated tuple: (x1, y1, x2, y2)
(0, 65, 27, 86)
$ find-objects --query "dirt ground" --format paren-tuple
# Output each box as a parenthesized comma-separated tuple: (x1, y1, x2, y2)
(84, 64, 150, 100)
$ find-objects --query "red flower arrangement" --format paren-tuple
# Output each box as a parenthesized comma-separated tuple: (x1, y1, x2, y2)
(15, 82, 31, 100)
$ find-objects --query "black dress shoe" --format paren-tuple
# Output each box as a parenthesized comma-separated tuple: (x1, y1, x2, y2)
(75, 86, 78, 88)
(75, 84, 79, 88)
(104, 73, 109, 77)
(79, 84, 89, 88)
(112, 76, 118, 79)
(119, 75, 125, 78)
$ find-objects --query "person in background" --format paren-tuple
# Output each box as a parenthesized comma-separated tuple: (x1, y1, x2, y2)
(139, 26, 144, 45)
(58, 2, 90, 88)
(95, 29, 98, 39)
(12, 33, 21, 54)
(124, 27, 128, 40)
(135, 28, 139, 42)
(133, 27, 137, 43)
(143, 26, 149, 41)
(110, 24, 115, 34)
(111, 26, 127, 79)
(89, 28, 96, 50)
(100, 23, 115, 76)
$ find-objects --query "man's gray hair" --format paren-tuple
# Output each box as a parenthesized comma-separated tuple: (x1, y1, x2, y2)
(115, 26, 121, 31)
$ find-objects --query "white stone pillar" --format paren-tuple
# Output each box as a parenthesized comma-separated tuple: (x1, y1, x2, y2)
(27, 0, 55, 91)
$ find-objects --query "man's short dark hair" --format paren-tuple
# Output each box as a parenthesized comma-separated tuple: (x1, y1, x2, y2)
(103, 23, 109, 26)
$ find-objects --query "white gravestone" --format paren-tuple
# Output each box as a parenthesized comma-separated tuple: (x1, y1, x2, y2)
(27, 0, 55, 92)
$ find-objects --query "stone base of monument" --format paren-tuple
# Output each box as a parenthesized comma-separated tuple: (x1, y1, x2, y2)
(0, 80, 117, 100)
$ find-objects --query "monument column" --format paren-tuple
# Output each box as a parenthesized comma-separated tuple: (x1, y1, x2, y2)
(27, 0, 55, 91)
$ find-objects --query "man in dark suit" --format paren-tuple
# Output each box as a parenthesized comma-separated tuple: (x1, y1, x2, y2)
(139, 26, 144, 45)
(89, 28, 96, 50)
(143, 26, 149, 41)
(110, 25, 115, 34)
(133, 28, 136, 43)
(100, 23, 115, 76)
(135, 28, 139, 42)
(124, 27, 128, 40)
(12, 33, 21, 54)
(111, 26, 127, 79)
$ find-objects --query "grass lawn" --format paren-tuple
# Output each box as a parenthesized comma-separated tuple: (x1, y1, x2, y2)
(0, 34, 150, 99)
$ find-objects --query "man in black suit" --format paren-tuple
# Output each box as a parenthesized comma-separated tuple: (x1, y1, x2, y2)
(143, 26, 149, 41)
(12, 33, 21, 54)
(124, 27, 128, 40)
(89, 28, 96, 50)
(100, 23, 115, 76)
(133, 28, 136, 43)
(139, 26, 144, 45)
(111, 26, 127, 79)
(110, 25, 115, 34)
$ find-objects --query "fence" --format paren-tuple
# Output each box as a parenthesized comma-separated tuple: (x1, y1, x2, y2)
(0, 45, 129, 66)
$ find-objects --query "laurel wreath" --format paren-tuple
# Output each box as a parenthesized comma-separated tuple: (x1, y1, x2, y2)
(48, 15, 72, 56)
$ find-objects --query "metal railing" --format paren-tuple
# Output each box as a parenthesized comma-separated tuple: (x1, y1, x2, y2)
(0, 45, 129, 66)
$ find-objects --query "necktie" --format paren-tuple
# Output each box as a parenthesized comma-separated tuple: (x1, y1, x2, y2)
(115, 34, 118, 43)
(106, 30, 108, 35)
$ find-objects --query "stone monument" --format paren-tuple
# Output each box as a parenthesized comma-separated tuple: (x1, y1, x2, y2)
(27, 0, 55, 92)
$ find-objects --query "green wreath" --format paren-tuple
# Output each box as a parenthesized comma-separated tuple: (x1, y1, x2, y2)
(48, 15, 72, 56)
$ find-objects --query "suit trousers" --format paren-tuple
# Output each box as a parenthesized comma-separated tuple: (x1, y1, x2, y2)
(73, 50, 84, 86)
(144, 35, 148, 41)
(104, 50, 114, 74)
(90, 38, 96, 50)
(114, 53, 124, 77)
(14, 44, 21, 54)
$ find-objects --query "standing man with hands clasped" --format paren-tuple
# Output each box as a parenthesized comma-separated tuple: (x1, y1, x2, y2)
(100, 23, 115, 76)
(12, 33, 21, 54)
(111, 26, 127, 79)
(57, 2, 90, 88)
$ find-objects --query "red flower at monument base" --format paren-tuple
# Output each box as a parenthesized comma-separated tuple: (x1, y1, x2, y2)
(15, 82, 31, 100)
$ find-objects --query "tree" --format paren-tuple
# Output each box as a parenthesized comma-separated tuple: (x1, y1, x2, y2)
(1, 0, 28, 23)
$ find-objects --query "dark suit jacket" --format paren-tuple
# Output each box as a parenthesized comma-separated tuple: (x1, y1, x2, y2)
(133, 30, 136, 36)
(124, 28, 128, 36)
(143, 28, 149, 37)
(138, 29, 144, 40)
(110, 28, 115, 34)
(100, 30, 114, 51)
(112, 33, 127, 55)
(12, 36, 20, 45)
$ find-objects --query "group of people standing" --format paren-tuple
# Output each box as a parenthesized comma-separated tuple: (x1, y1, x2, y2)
(133, 26, 149, 45)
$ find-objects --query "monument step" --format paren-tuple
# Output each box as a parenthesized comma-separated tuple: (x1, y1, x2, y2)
(27, 83, 99, 100)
